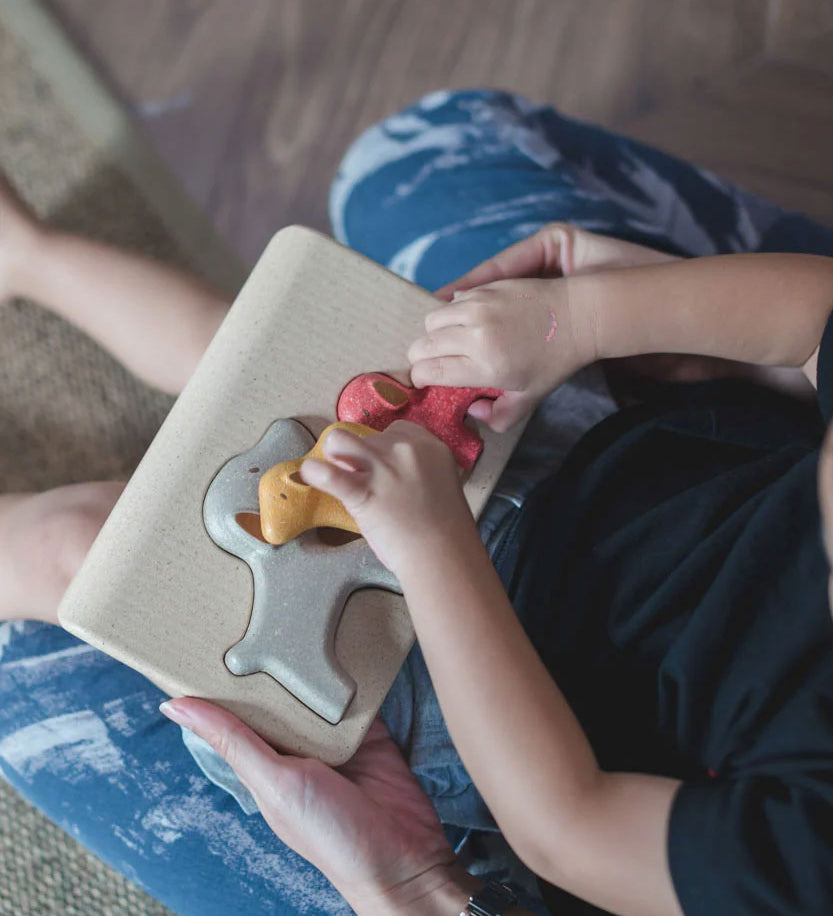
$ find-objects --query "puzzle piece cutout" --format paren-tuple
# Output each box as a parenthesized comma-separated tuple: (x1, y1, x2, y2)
(258, 421, 377, 545)
(337, 372, 501, 470)
(203, 418, 400, 724)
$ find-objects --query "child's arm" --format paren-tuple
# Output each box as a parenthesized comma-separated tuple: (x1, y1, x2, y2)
(300, 424, 685, 916)
(0, 175, 230, 395)
(410, 253, 833, 430)
(395, 510, 684, 916)
(580, 253, 833, 387)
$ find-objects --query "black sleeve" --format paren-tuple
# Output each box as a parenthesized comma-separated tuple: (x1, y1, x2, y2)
(669, 775, 833, 916)
(816, 307, 833, 424)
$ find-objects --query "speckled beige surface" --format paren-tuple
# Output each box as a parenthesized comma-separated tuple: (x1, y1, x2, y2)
(58, 226, 525, 764)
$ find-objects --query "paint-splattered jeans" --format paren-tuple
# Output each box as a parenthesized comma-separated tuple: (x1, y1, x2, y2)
(2, 90, 832, 916)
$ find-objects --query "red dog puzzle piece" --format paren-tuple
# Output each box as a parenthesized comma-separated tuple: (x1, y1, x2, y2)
(336, 373, 501, 470)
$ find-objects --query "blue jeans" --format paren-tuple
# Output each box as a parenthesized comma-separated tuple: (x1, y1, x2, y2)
(2, 90, 832, 916)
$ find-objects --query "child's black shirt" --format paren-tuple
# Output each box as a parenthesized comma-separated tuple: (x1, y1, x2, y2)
(498, 317, 833, 915)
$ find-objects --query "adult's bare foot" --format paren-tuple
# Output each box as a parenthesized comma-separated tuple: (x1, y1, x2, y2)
(0, 172, 40, 305)
(0, 482, 124, 624)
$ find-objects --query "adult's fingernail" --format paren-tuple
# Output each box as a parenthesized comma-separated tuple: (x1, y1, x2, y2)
(159, 700, 194, 729)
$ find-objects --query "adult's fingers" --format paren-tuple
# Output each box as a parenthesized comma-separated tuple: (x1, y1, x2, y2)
(434, 230, 562, 300)
(159, 697, 301, 810)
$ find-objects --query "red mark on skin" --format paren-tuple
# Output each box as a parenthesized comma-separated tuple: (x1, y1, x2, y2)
(546, 308, 558, 342)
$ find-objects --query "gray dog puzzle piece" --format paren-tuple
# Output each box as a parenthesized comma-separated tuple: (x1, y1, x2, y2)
(203, 418, 401, 724)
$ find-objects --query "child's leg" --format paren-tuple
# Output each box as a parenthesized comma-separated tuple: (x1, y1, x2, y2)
(0, 481, 124, 624)
(0, 174, 229, 395)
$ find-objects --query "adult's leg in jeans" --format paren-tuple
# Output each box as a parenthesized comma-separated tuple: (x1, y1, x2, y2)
(331, 89, 833, 296)
(0, 618, 351, 916)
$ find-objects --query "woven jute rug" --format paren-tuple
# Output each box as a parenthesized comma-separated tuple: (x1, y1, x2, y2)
(0, 0, 244, 912)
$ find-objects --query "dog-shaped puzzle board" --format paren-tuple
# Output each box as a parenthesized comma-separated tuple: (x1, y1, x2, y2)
(58, 227, 525, 764)
(204, 419, 398, 725)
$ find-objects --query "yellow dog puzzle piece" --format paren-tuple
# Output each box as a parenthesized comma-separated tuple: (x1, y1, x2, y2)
(258, 421, 377, 544)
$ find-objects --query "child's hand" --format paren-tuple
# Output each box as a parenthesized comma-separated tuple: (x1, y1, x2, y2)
(408, 277, 593, 432)
(298, 421, 473, 576)
(412, 225, 677, 433)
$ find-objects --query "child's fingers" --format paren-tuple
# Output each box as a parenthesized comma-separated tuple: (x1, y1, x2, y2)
(384, 418, 448, 447)
(407, 327, 473, 364)
(466, 398, 494, 422)
(321, 427, 378, 463)
(489, 391, 534, 432)
(434, 277, 482, 302)
(466, 391, 533, 432)
(297, 457, 371, 508)
(410, 355, 487, 388)
(423, 301, 479, 333)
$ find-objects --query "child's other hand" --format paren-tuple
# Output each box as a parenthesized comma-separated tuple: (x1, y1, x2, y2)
(408, 277, 591, 432)
(412, 225, 676, 432)
(298, 421, 473, 577)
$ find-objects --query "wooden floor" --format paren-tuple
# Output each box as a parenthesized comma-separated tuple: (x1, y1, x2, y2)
(46, 0, 833, 265)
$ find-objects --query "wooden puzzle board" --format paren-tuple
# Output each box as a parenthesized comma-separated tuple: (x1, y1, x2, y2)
(58, 226, 525, 764)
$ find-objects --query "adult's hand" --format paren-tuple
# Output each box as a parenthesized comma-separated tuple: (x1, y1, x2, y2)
(434, 223, 677, 301)
(159, 699, 478, 915)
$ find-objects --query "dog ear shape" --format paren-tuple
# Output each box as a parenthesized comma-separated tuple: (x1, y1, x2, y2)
(202, 418, 314, 557)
